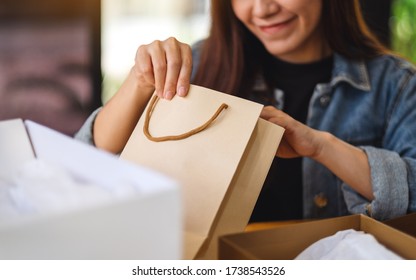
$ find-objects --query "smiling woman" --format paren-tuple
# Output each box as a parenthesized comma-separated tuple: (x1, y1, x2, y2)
(76, 0, 416, 223)
(231, 0, 326, 63)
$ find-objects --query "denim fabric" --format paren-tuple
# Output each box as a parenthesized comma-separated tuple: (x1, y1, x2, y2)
(301, 53, 416, 220)
(74, 107, 100, 145)
(192, 43, 416, 220)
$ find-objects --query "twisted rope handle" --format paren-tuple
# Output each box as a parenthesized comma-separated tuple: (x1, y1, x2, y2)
(143, 95, 229, 142)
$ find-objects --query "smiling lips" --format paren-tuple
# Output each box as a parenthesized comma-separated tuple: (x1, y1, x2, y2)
(258, 17, 296, 35)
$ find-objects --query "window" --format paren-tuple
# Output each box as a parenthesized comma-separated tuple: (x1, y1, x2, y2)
(101, 0, 210, 102)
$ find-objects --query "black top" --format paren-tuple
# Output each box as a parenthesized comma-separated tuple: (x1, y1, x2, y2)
(250, 55, 333, 222)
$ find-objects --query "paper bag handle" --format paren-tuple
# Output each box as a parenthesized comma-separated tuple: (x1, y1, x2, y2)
(143, 95, 229, 142)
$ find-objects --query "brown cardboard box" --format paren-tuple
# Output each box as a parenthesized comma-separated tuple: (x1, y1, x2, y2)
(219, 214, 416, 260)
(384, 213, 416, 238)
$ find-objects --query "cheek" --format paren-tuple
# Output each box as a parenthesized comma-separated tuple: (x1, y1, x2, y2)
(298, 1, 323, 26)
(283, 0, 322, 10)
(231, 0, 250, 23)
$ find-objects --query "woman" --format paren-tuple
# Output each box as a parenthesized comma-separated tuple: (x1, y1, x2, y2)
(76, 0, 416, 221)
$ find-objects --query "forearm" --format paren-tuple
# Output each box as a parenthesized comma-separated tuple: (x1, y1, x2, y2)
(94, 68, 154, 154)
(314, 132, 374, 200)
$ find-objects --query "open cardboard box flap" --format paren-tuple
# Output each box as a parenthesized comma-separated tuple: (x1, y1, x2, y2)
(219, 214, 416, 260)
(0, 119, 182, 259)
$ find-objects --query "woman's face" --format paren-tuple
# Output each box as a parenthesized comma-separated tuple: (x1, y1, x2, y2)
(231, 0, 327, 63)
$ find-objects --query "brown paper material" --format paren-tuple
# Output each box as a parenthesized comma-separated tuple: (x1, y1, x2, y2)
(219, 214, 416, 260)
(120, 85, 284, 259)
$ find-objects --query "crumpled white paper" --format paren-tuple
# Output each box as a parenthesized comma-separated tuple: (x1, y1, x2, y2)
(295, 229, 403, 260)
(0, 159, 138, 221)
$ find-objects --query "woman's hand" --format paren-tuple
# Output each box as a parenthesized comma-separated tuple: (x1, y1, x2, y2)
(261, 106, 324, 159)
(133, 37, 193, 100)
(261, 105, 373, 200)
(93, 37, 192, 154)
(260, 106, 374, 200)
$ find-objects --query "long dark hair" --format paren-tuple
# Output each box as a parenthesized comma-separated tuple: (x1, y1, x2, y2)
(192, 0, 388, 97)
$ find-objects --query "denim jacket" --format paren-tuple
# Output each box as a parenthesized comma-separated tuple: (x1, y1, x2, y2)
(76, 45, 416, 221)
(300, 53, 416, 220)
(190, 43, 416, 221)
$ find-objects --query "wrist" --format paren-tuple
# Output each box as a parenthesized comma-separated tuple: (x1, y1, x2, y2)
(312, 131, 335, 163)
(128, 67, 155, 98)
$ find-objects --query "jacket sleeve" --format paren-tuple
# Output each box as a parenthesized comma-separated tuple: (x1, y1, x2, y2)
(73, 108, 101, 146)
(342, 147, 410, 221)
(342, 67, 416, 220)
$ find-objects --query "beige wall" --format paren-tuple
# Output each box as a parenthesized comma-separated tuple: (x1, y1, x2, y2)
(104, 0, 207, 19)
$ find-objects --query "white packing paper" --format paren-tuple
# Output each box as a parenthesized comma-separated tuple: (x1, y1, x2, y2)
(295, 229, 403, 260)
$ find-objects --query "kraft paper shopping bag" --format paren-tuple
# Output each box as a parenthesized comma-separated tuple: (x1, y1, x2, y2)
(120, 85, 284, 259)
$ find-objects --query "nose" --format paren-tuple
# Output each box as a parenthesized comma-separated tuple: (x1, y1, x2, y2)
(253, 0, 281, 17)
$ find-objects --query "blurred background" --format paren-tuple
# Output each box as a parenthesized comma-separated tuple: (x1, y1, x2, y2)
(0, 0, 414, 136)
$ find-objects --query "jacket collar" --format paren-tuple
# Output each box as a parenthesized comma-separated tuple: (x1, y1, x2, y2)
(331, 53, 371, 92)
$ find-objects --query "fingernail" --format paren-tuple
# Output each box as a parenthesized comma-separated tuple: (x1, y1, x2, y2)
(178, 86, 187, 97)
(164, 91, 173, 100)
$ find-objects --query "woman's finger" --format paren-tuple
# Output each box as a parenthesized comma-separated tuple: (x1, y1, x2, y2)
(135, 44, 156, 87)
(176, 43, 193, 97)
(148, 40, 168, 98)
(162, 37, 183, 100)
(261, 107, 291, 129)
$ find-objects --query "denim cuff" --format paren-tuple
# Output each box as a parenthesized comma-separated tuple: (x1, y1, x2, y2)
(342, 146, 408, 220)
